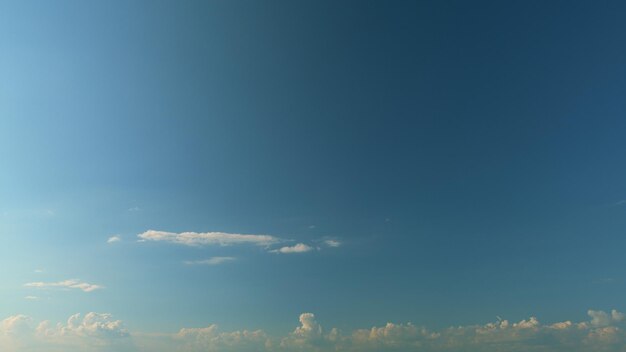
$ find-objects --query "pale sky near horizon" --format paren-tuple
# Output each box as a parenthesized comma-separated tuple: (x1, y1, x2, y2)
(2, 1, 626, 351)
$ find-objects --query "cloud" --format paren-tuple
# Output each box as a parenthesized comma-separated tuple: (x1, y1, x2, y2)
(107, 235, 121, 244)
(184, 257, 237, 266)
(324, 240, 341, 248)
(280, 313, 327, 350)
(588, 309, 625, 328)
(138, 230, 278, 247)
(167, 308, 626, 352)
(24, 296, 39, 300)
(4, 309, 626, 352)
(175, 324, 269, 352)
(270, 243, 313, 254)
(24, 279, 103, 292)
(0, 312, 131, 352)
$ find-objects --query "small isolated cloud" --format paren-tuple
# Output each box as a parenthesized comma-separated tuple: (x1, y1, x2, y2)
(107, 236, 121, 244)
(34, 269, 44, 274)
(271, 243, 313, 254)
(24, 296, 39, 300)
(138, 230, 278, 247)
(184, 257, 236, 266)
(324, 240, 341, 248)
(128, 206, 141, 212)
(24, 279, 103, 293)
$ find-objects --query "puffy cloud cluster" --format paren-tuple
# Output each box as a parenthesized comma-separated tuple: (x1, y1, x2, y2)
(138, 230, 278, 247)
(24, 279, 103, 292)
(175, 324, 270, 352)
(334, 310, 626, 352)
(280, 313, 327, 350)
(3, 309, 626, 352)
(0, 313, 131, 352)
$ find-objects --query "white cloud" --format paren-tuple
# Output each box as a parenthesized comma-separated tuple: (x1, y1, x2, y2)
(175, 324, 269, 352)
(184, 257, 237, 266)
(24, 296, 39, 300)
(107, 235, 121, 244)
(4, 309, 626, 352)
(324, 240, 341, 248)
(270, 243, 313, 254)
(588, 309, 625, 328)
(24, 279, 103, 292)
(280, 313, 326, 349)
(0, 313, 131, 352)
(138, 230, 278, 247)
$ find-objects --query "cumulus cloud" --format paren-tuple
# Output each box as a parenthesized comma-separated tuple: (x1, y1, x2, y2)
(138, 230, 278, 247)
(588, 309, 625, 328)
(0, 313, 131, 352)
(107, 235, 121, 244)
(184, 257, 237, 266)
(175, 324, 270, 352)
(24, 279, 103, 292)
(4, 309, 626, 352)
(280, 313, 329, 350)
(270, 243, 314, 254)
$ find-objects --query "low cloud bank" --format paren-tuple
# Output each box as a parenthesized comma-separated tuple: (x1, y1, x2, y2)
(3, 309, 626, 351)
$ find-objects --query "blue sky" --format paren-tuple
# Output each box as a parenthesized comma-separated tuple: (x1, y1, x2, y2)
(2, 1, 626, 351)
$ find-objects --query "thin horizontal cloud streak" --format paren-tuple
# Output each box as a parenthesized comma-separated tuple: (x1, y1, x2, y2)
(184, 257, 236, 266)
(24, 279, 103, 292)
(138, 230, 278, 247)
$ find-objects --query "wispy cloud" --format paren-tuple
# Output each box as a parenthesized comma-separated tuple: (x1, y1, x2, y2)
(107, 235, 121, 244)
(184, 257, 237, 266)
(24, 279, 103, 292)
(324, 239, 341, 248)
(138, 230, 278, 247)
(23, 296, 39, 300)
(271, 243, 313, 254)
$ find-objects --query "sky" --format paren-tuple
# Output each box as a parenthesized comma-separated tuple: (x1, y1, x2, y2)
(2, 1, 626, 351)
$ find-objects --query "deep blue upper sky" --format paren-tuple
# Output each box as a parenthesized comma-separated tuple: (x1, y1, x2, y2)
(1, 0, 626, 339)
